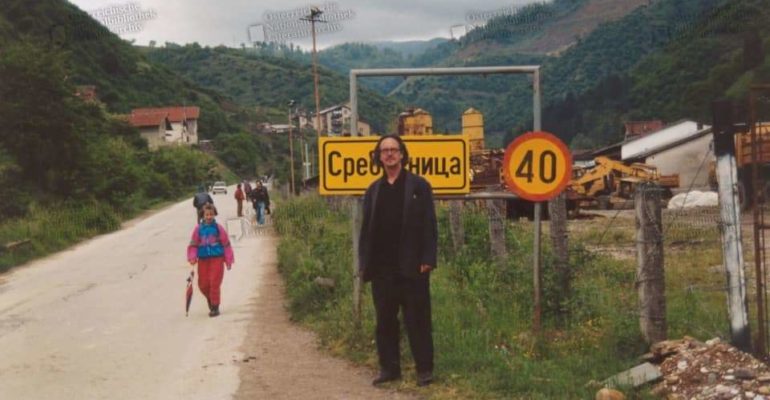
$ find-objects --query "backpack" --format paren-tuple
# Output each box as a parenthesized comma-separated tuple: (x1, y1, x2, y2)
(197, 222, 224, 259)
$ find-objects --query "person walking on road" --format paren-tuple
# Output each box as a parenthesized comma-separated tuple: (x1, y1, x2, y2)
(249, 180, 270, 225)
(187, 204, 234, 317)
(358, 134, 438, 387)
(192, 186, 214, 223)
(235, 183, 245, 217)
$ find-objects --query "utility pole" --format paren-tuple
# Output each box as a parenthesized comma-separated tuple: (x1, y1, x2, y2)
(303, 140, 311, 180)
(288, 100, 296, 195)
(301, 7, 324, 138)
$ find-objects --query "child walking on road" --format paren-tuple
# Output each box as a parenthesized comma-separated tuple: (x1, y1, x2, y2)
(187, 204, 234, 317)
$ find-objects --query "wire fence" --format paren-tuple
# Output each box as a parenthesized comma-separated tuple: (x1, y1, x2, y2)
(571, 183, 770, 351)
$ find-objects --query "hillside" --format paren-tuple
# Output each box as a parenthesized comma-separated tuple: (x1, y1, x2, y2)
(145, 45, 403, 133)
(369, 38, 448, 57)
(312, 0, 626, 96)
(0, 0, 240, 138)
(388, 0, 730, 145)
(458, 0, 649, 58)
(0, 0, 303, 220)
(317, 43, 412, 95)
(545, 0, 770, 147)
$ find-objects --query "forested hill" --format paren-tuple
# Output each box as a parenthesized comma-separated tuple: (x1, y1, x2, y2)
(387, 0, 750, 147)
(0, 0, 238, 137)
(144, 45, 403, 133)
(0, 0, 290, 222)
(369, 39, 448, 57)
(539, 0, 770, 148)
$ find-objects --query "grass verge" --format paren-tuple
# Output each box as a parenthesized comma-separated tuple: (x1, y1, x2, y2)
(274, 195, 730, 399)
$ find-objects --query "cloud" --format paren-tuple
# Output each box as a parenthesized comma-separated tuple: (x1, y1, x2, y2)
(68, 0, 539, 49)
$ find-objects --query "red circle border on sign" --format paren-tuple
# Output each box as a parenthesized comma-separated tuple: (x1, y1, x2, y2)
(502, 131, 573, 202)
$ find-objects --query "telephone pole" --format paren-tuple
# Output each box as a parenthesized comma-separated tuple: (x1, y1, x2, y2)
(301, 7, 324, 137)
(288, 100, 296, 195)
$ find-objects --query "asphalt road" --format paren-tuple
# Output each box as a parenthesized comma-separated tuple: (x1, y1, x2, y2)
(0, 188, 264, 400)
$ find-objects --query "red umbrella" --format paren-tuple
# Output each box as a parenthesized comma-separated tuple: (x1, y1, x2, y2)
(185, 270, 195, 317)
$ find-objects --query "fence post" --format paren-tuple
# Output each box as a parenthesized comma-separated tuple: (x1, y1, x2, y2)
(449, 200, 465, 253)
(635, 183, 667, 344)
(487, 199, 507, 267)
(712, 99, 751, 351)
(351, 197, 363, 326)
(548, 193, 570, 320)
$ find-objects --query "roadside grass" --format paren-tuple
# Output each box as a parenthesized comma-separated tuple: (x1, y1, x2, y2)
(0, 194, 189, 274)
(275, 195, 729, 399)
(569, 209, 729, 345)
(0, 146, 234, 275)
(0, 201, 121, 272)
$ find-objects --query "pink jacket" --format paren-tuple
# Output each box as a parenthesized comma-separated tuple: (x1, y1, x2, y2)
(186, 222, 235, 266)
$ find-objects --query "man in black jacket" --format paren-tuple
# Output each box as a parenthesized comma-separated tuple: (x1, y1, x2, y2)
(249, 181, 270, 225)
(359, 134, 438, 387)
(192, 186, 214, 223)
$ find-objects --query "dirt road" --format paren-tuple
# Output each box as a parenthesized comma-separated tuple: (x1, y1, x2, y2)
(0, 189, 416, 399)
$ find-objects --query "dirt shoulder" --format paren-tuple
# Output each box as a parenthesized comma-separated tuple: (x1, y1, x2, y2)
(234, 235, 421, 400)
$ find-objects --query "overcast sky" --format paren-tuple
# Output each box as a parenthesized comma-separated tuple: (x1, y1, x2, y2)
(67, 0, 540, 49)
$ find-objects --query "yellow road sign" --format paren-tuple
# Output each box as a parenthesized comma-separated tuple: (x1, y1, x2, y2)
(502, 131, 572, 201)
(319, 135, 470, 195)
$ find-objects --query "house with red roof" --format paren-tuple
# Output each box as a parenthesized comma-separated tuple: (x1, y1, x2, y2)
(129, 106, 199, 150)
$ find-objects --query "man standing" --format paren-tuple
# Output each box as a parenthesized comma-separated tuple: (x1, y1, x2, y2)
(192, 185, 214, 223)
(234, 183, 245, 217)
(359, 134, 438, 387)
(249, 181, 270, 225)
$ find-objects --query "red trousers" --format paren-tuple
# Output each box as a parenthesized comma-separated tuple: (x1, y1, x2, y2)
(198, 257, 225, 306)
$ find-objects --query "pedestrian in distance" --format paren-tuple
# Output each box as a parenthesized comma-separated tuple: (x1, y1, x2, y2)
(249, 180, 270, 225)
(187, 204, 234, 317)
(192, 185, 214, 223)
(358, 134, 438, 387)
(235, 183, 245, 217)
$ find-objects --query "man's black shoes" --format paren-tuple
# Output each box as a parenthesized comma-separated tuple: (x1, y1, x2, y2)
(372, 371, 401, 386)
(416, 371, 433, 387)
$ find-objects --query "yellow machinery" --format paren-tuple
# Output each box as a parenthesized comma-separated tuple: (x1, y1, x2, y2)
(708, 122, 770, 206)
(397, 108, 433, 135)
(396, 107, 682, 211)
(397, 107, 500, 189)
(568, 156, 679, 209)
(462, 108, 485, 153)
(736, 122, 770, 167)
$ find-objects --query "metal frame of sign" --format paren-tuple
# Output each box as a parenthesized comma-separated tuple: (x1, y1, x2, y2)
(347, 66, 548, 333)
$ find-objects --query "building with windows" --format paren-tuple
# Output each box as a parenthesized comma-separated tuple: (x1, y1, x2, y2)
(128, 106, 199, 150)
(299, 103, 372, 136)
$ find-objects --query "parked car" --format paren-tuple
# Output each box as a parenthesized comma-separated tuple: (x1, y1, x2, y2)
(211, 181, 227, 194)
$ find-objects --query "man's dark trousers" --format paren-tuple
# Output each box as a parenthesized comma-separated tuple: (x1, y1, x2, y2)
(371, 273, 433, 375)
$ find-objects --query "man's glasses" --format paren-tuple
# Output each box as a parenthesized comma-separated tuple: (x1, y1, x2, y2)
(380, 147, 401, 154)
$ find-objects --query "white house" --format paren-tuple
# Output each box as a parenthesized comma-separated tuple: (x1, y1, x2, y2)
(129, 106, 200, 150)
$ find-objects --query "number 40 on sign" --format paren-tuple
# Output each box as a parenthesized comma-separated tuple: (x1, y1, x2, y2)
(502, 131, 572, 202)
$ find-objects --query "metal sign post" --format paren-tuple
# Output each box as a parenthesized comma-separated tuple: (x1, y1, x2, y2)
(502, 130, 572, 333)
(346, 66, 542, 326)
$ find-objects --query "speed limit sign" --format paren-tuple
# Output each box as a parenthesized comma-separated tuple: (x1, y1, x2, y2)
(502, 131, 572, 202)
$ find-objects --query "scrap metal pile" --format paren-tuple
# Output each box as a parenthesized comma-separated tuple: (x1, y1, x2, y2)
(470, 149, 506, 190)
(648, 337, 770, 399)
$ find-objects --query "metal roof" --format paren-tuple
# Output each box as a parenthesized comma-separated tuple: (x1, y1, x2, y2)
(621, 120, 711, 161)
